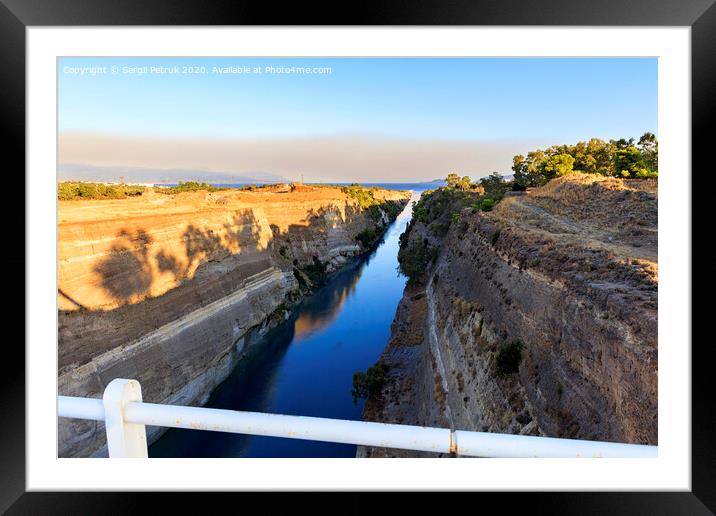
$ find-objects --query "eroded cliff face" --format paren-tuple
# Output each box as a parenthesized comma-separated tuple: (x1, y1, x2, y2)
(58, 184, 409, 457)
(359, 174, 657, 457)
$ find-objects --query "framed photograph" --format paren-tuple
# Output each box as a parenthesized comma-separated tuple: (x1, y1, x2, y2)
(5, 0, 710, 512)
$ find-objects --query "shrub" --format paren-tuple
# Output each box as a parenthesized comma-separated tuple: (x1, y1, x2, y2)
(410, 187, 482, 230)
(432, 220, 451, 237)
(479, 172, 511, 200)
(293, 268, 307, 288)
(398, 240, 439, 284)
(366, 205, 384, 222)
(414, 205, 430, 223)
(304, 256, 327, 284)
(341, 185, 379, 209)
(495, 341, 523, 377)
(155, 181, 227, 194)
(634, 169, 658, 178)
(481, 198, 495, 212)
(339, 185, 403, 223)
(58, 182, 146, 200)
(382, 200, 403, 220)
(293, 256, 328, 290)
(351, 363, 390, 403)
(355, 227, 378, 248)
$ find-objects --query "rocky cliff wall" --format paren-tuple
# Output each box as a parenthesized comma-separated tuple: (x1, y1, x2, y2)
(58, 185, 409, 457)
(360, 174, 657, 457)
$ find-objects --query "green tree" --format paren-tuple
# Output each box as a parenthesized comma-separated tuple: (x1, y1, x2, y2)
(445, 173, 473, 191)
(479, 172, 510, 201)
(512, 154, 528, 188)
(508, 134, 657, 183)
(571, 140, 597, 173)
(543, 153, 575, 178)
(524, 150, 548, 185)
(589, 138, 616, 176)
(638, 132, 658, 174)
(614, 146, 646, 178)
(613, 137, 635, 150)
(445, 173, 461, 188)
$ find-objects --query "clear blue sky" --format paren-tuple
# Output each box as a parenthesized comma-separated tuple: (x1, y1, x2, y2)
(59, 57, 657, 142)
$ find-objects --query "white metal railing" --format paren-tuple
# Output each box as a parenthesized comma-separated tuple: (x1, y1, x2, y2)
(58, 379, 658, 458)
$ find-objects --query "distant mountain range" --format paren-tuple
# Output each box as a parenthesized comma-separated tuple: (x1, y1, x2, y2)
(57, 164, 289, 185)
(57, 164, 455, 187)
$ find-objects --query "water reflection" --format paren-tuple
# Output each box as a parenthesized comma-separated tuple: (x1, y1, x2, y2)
(293, 263, 363, 340)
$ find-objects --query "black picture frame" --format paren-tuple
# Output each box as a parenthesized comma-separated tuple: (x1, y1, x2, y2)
(3, 0, 709, 512)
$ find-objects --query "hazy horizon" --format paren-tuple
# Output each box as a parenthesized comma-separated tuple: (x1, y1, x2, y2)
(59, 57, 657, 183)
(58, 133, 556, 183)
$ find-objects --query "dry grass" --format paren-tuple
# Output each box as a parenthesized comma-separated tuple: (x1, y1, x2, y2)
(491, 173, 657, 266)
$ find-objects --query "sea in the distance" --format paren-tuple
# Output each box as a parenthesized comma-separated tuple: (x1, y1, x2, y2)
(154, 181, 445, 192)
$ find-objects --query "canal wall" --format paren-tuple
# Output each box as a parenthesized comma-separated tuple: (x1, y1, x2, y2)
(58, 184, 410, 457)
(359, 174, 658, 456)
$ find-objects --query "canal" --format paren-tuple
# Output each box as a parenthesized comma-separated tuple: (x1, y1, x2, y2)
(149, 189, 420, 457)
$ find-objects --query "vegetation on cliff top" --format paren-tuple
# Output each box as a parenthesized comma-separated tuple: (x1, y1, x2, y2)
(512, 132, 658, 188)
(286, 185, 408, 292)
(155, 181, 289, 194)
(58, 180, 237, 200)
(340, 184, 404, 222)
(155, 181, 229, 194)
(340, 184, 382, 208)
(58, 182, 146, 200)
(398, 174, 494, 284)
(398, 133, 657, 285)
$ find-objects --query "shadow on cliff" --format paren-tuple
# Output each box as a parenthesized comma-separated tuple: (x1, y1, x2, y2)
(271, 203, 364, 256)
(77, 201, 380, 308)
(58, 288, 88, 311)
(88, 210, 265, 306)
(57, 198, 402, 371)
(93, 229, 154, 303)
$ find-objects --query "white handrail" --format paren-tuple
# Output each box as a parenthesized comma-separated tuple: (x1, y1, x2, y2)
(58, 379, 658, 458)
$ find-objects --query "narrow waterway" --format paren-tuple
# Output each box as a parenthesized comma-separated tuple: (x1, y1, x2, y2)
(150, 190, 420, 457)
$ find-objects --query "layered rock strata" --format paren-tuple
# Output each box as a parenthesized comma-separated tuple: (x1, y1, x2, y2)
(58, 184, 409, 457)
(360, 174, 657, 457)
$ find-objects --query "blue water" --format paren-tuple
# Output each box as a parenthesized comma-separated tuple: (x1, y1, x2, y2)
(149, 187, 425, 457)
